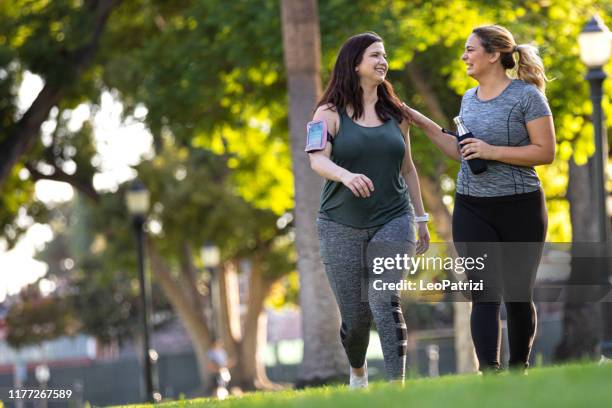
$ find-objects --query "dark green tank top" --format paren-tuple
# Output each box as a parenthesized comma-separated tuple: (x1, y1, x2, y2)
(319, 109, 412, 228)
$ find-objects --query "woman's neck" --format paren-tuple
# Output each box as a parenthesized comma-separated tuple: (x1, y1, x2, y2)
(361, 83, 379, 107)
(476, 69, 512, 99)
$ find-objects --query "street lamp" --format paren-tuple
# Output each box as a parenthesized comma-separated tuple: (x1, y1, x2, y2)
(578, 14, 611, 244)
(578, 14, 612, 355)
(202, 243, 221, 269)
(125, 180, 160, 403)
(35, 364, 50, 408)
(201, 243, 221, 339)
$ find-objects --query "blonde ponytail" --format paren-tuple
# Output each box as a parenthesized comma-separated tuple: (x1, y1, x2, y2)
(515, 44, 548, 93)
(472, 25, 549, 93)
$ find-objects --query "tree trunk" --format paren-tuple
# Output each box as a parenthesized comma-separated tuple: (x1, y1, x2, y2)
(237, 256, 280, 390)
(405, 62, 477, 374)
(216, 260, 241, 359)
(555, 159, 603, 360)
(215, 257, 282, 391)
(153, 238, 281, 393)
(147, 242, 213, 391)
(281, 0, 347, 386)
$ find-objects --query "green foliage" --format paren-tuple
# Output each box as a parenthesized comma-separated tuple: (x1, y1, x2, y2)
(10, 199, 175, 347)
(0, 165, 47, 248)
(5, 282, 78, 348)
(0, 0, 107, 247)
(11, 141, 296, 346)
(101, 0, 284, 129)
(266, 271, 300, 309)
(1, 0, 113, 89)
(3, 0, 611, 245)
(101, 0, 293, 213)
(134, 143, 294, 270)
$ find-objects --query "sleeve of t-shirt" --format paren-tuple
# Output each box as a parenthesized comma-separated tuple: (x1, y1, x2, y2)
(521, 85, 552, 122)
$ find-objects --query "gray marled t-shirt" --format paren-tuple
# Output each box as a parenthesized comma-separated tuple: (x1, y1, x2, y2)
(456, 79, 552, 197)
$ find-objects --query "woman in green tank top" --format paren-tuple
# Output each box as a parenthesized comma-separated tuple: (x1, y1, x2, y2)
(308, 32, 429, 385)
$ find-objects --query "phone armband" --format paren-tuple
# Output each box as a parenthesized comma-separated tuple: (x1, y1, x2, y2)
(305, 120, 328, 152)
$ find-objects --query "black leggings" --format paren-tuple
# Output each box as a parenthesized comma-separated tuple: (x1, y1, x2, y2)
(452, 189, 547, 370)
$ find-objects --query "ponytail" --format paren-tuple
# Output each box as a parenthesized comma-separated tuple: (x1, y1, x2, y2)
(473, 25, 549, 93)
(515, 44, 548, 93)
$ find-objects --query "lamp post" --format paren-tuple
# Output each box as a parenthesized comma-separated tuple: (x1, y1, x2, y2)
(34, 364, 50, 408)
(578, 14, 612, 353)
(201, 243, 221, 339)
(579, 14, 611, 244)
(125, 180, 159, 403)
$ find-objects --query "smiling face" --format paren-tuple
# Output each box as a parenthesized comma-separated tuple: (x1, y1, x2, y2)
(462, 33, 498, 79)
(355, 41, 388, 84)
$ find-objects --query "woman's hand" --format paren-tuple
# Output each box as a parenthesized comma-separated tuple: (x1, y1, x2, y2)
(340, 172, 374, 198)
(400, 103, 427, 128)
(415, 222, 430, 255)
(459, 138, 498, 160)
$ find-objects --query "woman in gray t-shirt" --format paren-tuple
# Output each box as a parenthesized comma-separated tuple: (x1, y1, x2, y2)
(406, 25, 556, 373)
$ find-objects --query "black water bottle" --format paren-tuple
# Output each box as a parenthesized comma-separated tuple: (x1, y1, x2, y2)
(453, 116, 487, 175)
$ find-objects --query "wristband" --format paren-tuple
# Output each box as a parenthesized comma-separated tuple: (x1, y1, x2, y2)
(415, 213, 429, 223)
(441, 128, 458, 137)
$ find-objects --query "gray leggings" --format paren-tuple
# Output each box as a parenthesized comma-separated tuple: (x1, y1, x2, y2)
(316, 214, 415, 380)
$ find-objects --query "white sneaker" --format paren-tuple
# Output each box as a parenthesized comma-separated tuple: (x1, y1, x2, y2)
(349, 361, 368, 389)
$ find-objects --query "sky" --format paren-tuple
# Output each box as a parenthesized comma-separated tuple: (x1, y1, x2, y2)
(0, 72, 154, 302)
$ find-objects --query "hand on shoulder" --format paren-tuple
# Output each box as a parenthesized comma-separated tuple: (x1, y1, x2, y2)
(400, 102, 426, 129)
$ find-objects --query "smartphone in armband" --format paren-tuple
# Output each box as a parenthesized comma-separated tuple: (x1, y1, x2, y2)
(305, 120, 328, 152)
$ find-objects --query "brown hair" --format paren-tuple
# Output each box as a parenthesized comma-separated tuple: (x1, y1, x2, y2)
(317, 32, 407, 123)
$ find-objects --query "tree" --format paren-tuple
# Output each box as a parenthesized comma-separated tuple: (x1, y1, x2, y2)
(111, 145, 297, 390)
(0, 0, 121, 190)
(281, 0, 348, 385)
(11, 143, 296, 391)
(5, 202, 175, 350)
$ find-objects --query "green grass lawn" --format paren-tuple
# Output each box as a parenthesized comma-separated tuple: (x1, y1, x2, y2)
(124, 362, 611, 408)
